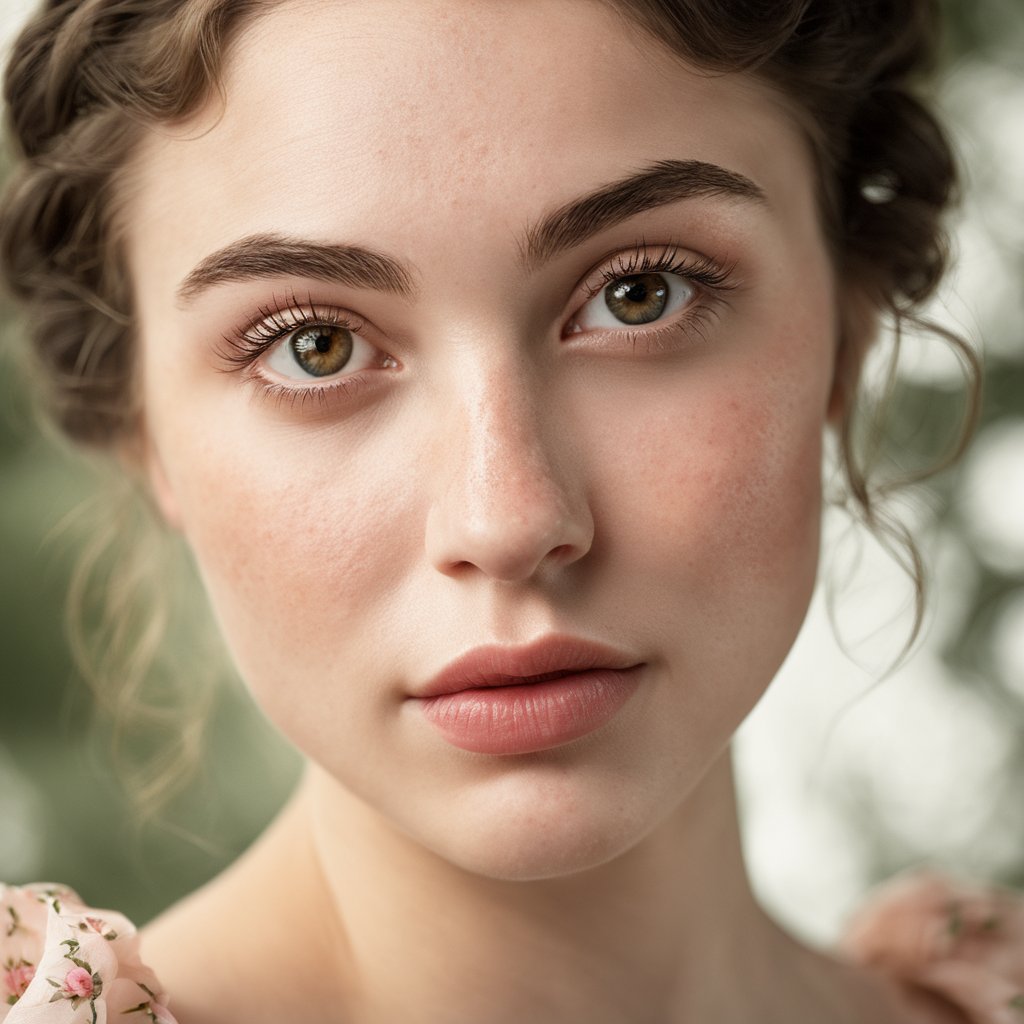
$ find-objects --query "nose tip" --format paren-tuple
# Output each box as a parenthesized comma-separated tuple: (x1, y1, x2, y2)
(428, 487, 593, 583)
(425, 407, 594, 584)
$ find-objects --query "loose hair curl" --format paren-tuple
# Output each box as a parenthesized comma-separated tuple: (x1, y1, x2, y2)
(0, 0, 980, 772)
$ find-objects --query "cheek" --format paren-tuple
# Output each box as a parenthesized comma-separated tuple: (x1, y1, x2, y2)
(685, 393, 822, 584)
(590, 346, 829, 666)
(155, 417, 416, 695)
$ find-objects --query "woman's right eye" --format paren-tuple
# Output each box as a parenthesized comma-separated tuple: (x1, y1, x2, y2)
(263, 322, 383, 382)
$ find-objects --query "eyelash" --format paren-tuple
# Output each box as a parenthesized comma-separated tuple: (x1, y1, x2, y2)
(218, 294, 379, 410)
(219, 294, 363, 370)
(573, 243, 736, 353)
(218, 245, 737, 407)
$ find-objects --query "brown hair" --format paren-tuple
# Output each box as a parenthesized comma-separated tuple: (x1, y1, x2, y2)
(0, 0, 979, 752)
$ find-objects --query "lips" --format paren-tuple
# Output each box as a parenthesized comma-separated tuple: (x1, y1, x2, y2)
(410, 635, 645, 754)
(415, 634, 643, 698)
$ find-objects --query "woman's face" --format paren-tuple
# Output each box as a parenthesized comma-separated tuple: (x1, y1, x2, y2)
(129, 0, 839, 879)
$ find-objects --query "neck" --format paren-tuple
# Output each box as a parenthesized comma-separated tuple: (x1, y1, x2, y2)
(288, 751, 876, 1023)
(144, 746, 930, 1024)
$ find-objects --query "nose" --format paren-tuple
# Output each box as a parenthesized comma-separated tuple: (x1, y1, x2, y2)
(424, 370, 594, 584)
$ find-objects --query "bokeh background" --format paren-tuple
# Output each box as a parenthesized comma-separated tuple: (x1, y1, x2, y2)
(1, 0, 1022, 944)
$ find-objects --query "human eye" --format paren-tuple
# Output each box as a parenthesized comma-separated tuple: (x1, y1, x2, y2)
(564, 245, 736, 348)
(217, 294, 397, 408)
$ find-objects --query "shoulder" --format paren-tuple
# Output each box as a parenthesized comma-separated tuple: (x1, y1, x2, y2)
(839, 867, 1024, 1024)
(0, 881, 177, 1023)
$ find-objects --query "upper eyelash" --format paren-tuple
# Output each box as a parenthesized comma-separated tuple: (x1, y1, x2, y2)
(590, 243, 737, 296)
(217, 291, 365, 372)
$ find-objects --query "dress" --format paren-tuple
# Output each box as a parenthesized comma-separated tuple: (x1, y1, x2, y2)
(0, 884, 173, 1024)
(1, 870, 1022, 1023)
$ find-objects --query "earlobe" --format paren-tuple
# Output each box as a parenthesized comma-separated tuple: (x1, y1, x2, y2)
(828, 286, 881, 425)
(116, 430, 184, 531)
(145, 444, 184, 531)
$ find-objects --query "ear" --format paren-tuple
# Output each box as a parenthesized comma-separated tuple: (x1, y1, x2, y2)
(115, 428, 183, 531)
(828, 284, 881, 425)
(144, 442, 184, 530)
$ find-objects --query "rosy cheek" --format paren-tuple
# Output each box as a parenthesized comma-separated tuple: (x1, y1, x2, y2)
(604, 369, 825, 606)
(699, 395, 823, 573)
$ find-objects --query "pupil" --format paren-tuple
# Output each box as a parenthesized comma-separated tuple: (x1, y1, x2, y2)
(315, 330, 332, 353)
(605, 273, 669, 325)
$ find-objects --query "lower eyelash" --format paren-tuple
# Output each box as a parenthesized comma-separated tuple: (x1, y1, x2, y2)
(621, 302, 726, 354)
(246, 373, 371, 411)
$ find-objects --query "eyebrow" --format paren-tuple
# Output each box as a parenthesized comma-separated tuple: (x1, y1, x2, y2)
(175, 159, 764, 305)
(520, 158, 766, 269)
(176, 234, 416, 305)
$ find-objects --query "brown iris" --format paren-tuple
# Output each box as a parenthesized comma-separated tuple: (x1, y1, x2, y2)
(290, 325, 353, 377)
(604, 273, 669, 325)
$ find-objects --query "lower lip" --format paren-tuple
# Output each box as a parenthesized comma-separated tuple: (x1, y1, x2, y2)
(415, 668, 642, 755)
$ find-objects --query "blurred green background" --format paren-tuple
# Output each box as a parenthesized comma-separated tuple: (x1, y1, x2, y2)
(1, 0, 1022, 939)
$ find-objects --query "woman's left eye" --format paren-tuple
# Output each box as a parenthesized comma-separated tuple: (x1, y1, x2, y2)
(264, 322, 381, 381)
(572, 271, 697, 331)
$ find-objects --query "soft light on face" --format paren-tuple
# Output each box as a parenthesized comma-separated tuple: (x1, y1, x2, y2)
(128, 0, 839, 880)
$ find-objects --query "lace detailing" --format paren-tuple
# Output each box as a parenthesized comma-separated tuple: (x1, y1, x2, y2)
(841, 869, 1024, 1024)
(0, 883, 176, 1024)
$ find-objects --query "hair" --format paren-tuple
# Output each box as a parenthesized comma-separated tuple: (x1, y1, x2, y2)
(0, 0, 980, 794)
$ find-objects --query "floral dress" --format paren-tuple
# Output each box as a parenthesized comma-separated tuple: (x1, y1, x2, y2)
(840, 870, 1024, 1024)
(2, 870, 1022, 1023)
(1, 884, 174, 1024)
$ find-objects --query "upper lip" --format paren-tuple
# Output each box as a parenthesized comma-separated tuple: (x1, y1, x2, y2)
(414, 634, 642, 698)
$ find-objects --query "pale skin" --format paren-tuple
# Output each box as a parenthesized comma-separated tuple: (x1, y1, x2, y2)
(126, 0, 967, 1020)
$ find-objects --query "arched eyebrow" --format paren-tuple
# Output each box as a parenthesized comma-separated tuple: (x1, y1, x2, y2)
(174, 159, 764, 306)
(176, 234, 416, 306)
(519, 158, 766, 269)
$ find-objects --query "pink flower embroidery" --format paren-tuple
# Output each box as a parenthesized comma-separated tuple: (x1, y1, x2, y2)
(61, 966, 93, 999)
(0, 883, 180, 1022)
(3, 961, 35, 1000)
(80, 916, 118, 941)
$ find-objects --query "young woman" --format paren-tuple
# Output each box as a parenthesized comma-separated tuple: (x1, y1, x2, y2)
(0, 1, 1021, 1022)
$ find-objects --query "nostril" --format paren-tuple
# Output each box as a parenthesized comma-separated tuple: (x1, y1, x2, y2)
(548, 543, 579, 564)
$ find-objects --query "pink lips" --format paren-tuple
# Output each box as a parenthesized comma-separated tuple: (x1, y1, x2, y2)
(411, 636, 644, 755)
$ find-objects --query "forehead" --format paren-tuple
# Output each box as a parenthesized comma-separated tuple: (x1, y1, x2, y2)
(128, 0, 816, 285)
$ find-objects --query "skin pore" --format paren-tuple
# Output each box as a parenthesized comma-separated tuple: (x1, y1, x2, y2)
(127, 0, 965, 1021)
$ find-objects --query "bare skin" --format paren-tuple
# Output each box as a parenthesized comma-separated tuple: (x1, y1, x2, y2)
(129, 1, 971, 1020)
(143, 757, 966, 1023)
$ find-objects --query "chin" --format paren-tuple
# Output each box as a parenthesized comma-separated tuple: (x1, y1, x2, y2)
(412, 762, 673, 882)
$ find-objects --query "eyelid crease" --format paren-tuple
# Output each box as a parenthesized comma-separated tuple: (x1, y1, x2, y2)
(520, 158, 767, 270)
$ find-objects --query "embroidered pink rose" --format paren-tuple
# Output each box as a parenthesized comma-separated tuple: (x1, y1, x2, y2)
(61, 966, 94, 999)
(81, 916, 114, 938)
(3, 962, 35, 1000)
(0, 883, 179, 1023)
